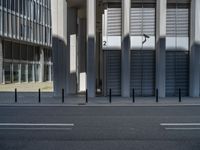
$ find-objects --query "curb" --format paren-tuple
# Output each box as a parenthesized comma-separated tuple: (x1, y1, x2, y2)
(1, 103, 200, 107)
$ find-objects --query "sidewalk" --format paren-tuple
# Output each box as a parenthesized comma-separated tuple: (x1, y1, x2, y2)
(0, 92, 200, 107)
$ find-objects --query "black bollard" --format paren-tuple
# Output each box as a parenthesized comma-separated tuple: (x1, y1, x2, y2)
(132, 88, 135, 103)
(179, 88, 181, 103)
(38, 89, 41, 103)
(109, 89, 112, 103)
(62, 88, 64, 103)
(15, 88, 17, 103)
(86, 89, 88, 103)
(156, 89, 159, 103)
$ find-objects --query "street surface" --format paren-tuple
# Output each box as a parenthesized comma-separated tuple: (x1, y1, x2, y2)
(0, 106, 200, 150)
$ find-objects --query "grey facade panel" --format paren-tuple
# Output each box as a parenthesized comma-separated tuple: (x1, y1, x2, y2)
(166, 3, 190, 37)
(166, 51, 189, 96)
(104, 50, 121, 96)
(130, 4, 155, 36)
(130, 50, 155, 96)
(107, 8, 122, 36)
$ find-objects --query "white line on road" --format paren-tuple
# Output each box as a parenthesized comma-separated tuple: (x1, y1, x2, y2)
(165, 128, 200, 130)
(0, 123, 74, 126)
(0, 127, 73, 130)
(160, 123, 200, 126)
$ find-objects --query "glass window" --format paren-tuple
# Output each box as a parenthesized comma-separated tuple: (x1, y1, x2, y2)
(19, 0, 22, 14)
(0, 10, 2, 35)
(4, 41, 12, 59)
(12, 42, 20, 60)
(34, 47, 40, 61)
(21, 44, 27, 60)
(12, 63, 19, 83)
(34, 64, 40, 82)
(11, 0, 14, 11)
(44, 64, 49, 81)
(4, 62, 11, 83)
(3, 11, 7, 36)
(28, 46, 34, 61)
(15, 0, 19, 13)
(28, 64, 33, 82)
(21, 63, 27, 82)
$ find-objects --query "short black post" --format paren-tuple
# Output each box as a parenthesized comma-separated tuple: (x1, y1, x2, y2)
(109, 89, 112, 103)
(15, 88, 17, 103)
(62, 88, 64, 103)
(179, 88, 181, 103)
(132, 88, 135, 103)
(38, 89, 41, 103)
(156, 89, 159, 103)
(86, 89, 88, 103)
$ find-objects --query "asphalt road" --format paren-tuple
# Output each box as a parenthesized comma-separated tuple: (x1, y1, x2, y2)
(0, 106, 200, 150)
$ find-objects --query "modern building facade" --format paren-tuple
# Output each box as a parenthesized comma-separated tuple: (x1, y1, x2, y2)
(0, 0, 52, 84)
(52, 0, 200, 98)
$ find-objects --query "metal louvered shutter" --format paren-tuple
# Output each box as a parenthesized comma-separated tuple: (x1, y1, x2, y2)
(130, 4, 155, 36)
(167, 4, 189, 37)
(166, 51, 189, 96)
(130, 51, 155, 96)
(107, 8, 121, 36)
(105, 51, 121, 96)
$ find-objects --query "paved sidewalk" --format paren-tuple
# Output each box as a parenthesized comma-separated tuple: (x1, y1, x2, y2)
(0, 92, 200, 106)
(0, 82, 53, 92)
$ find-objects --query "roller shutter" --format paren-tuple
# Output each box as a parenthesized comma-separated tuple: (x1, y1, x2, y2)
(130, 50, 155, 96)
(166, 3, 189, 37)
(104, 51, 121, 96)
(130, 4, 155, 36)
(107, 7, 121, 36)
(166, 51, 189, 96)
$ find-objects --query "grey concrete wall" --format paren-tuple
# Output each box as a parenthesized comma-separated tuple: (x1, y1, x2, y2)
(121, 0, 131, 97)
(51, 0, 68, 96)
(0, 39, 3, 84)
(156, 0, 166, 97)
(190, 0, 200, 97)
(87, 0, 96, 97)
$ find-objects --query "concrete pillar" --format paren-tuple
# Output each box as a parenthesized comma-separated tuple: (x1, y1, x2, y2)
(121, 0, 131, 97)
(156, 0, 166, 97)
(67, 8, 77, 94)
(39, 48, 44, 82)
(190, 0, 200, 97)
(87, 0, 96, 97)
(78, 17, 86, 92)
(0, 39, 3, 84)
(51, 0, 68, 96)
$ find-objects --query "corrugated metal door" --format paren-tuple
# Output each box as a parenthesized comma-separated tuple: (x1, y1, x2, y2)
(130, 51, 155, 96)
(104, 51, 121, 96)
(166, 3, 190, 97)
(166, 51, 189, 96)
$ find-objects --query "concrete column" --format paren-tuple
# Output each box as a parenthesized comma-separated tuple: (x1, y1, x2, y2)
(51, 0, 68, 96)
(39, 48, 44, 82)
(78, 17, 86, 92)
(87, 0, 96, 97)
(0, 39, 3, 84)
(156, 0, 166, 97)
(67, 8, 77, 94)
(121, 0, 131, 97)
(190, 0, 200, 97)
